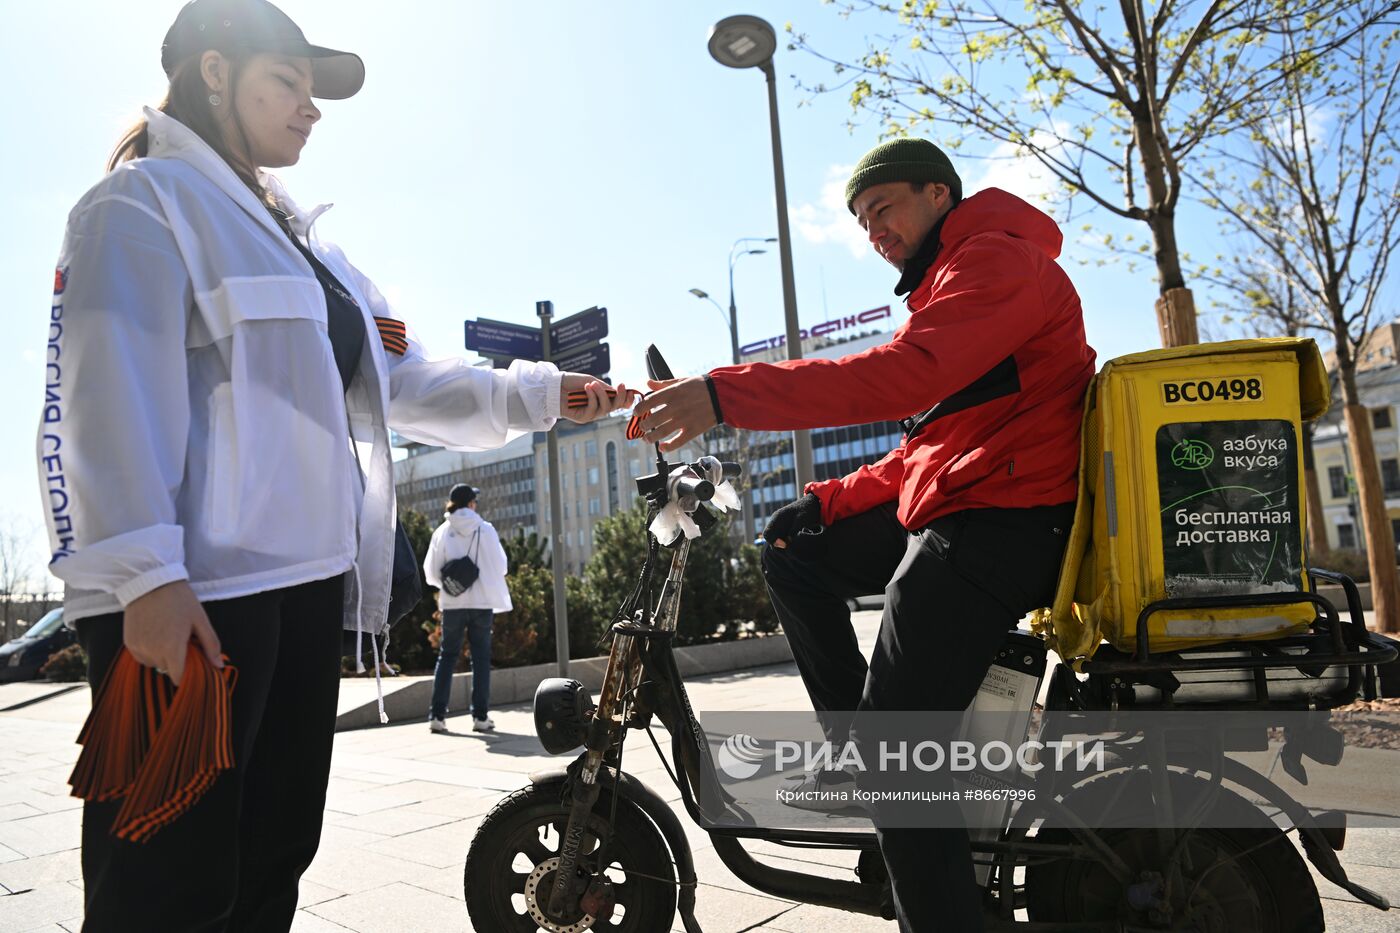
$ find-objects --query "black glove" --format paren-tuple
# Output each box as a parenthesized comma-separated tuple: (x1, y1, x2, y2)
(762, 493, 825, 547)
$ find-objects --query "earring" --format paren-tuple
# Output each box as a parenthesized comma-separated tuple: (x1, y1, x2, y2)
(208, 93, 222, 106)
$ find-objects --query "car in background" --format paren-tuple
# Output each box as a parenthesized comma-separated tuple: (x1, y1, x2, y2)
(0, 608, 73, 683)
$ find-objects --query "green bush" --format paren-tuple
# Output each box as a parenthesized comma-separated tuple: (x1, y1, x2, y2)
(1317, 548, 1372, 583)
(495, 565, 553, 667)
(385, 498, 784, 672)
(730, 543, 780, 635)
(382, 506, 440, 674)
(585, 501, 777, 646)
(40, 643, 87, 682)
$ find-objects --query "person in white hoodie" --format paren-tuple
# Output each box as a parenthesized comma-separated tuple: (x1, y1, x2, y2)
(37, 2, 632, 929)
(422, 484, 510, 733)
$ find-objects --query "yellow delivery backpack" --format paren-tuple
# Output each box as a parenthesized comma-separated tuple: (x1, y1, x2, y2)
(1035, 337, 1331, 665)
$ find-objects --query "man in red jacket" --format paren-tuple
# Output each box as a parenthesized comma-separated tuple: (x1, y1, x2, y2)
(634, 138, 1095, 931)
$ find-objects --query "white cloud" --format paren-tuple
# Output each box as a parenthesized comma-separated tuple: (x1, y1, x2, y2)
(792, 164, 871, 259)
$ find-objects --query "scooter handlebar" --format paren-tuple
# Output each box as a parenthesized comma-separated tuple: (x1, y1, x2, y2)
(672, 475, 716, 502)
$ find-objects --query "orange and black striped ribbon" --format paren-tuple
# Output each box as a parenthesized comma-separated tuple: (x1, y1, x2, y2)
(374, 316, 409, 356)
(565, 387, 649, 440)
(69, 643, 238, 843)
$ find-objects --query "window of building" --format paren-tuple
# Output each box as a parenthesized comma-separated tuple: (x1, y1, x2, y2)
(1328, 466, 1347, 499)
(588, 466, 600, 485)
(585, 440, 598, 458)
(1374, 408, 1393, 430)
(1338, 523, 1357, 549)
(589, 497, 600, 516)
(1384, 458, 1400, 495)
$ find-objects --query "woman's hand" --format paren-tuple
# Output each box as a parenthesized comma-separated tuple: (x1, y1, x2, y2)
(560, 374, 637, 424)
(123, 581, 224, 686)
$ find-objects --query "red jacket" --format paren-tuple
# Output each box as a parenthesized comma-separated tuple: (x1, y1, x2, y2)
(708, 188, 1096, 531)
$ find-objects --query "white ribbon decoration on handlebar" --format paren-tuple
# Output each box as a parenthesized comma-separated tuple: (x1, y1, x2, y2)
(649, 504, 701, 545)
(693, 456, 742, 513)
(648, 458, 743, 545)
(710, 480, 741, 512)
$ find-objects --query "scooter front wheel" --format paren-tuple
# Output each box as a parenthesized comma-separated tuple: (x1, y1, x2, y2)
(465, 781, 677, 932)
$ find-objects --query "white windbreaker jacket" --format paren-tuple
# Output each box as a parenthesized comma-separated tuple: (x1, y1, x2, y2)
(38, 107, 561, 637)
(422, 508, 512, 612)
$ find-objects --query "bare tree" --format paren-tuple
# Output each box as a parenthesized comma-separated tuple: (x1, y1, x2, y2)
(1196, 234, 1333, 560)
(0, 515, 39, 640)
(1192, 21, 1400, 629)
(791, 0, 1397, 347)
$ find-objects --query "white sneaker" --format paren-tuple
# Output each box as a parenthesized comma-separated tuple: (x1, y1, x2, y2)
(472, 716, 496, 732)
(429, 718, 449, 734)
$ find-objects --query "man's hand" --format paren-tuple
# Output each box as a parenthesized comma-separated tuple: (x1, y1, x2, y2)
(632, 377, 719, 451)
(123, 580, 223, 686)
(560, 374, 636, 424)
(763, 493, 825, 549)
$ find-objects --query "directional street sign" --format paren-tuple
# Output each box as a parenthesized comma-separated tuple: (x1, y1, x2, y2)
(550, 306, 608, 356)
(553, 341, 610, 378)
(465, 317, 543, 359)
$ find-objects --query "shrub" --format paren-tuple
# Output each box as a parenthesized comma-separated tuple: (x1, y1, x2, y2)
(730, 543, 780, 635)
(40, 643, 87, 682)
(1320, 548, 1372, 583)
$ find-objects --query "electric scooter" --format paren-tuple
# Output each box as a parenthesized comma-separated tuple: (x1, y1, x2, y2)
(463, 347, 1398, 932)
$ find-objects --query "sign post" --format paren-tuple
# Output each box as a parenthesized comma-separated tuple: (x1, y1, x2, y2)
(466, 302, 610, 677)
(537, 301, 571, 676)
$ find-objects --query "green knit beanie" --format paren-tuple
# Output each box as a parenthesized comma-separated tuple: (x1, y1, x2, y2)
(845, 138, 962, 213)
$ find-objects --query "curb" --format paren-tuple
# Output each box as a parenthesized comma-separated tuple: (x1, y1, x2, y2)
(335, 634, 794, 731)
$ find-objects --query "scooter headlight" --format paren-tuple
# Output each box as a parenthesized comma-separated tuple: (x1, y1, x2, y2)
(533, 678, 595, 755)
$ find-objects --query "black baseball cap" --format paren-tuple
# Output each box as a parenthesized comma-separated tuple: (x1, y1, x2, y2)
(161, 0, 365, 100)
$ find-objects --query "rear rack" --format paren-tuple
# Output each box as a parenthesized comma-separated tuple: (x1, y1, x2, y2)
(1077, 570, 1397, 710)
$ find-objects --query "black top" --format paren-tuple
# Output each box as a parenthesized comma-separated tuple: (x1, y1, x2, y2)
(286, 234, 366, 393)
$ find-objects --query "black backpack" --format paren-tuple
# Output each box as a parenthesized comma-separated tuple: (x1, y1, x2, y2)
(387, 517, 424, 625)
(343, 516, 422, 661)
(439, 528, 482, 597)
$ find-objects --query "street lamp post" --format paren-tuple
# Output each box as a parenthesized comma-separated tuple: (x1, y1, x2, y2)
(687, 282, 763, 544)
(727, 236, 776, 367)
(708, 14, 816, 491)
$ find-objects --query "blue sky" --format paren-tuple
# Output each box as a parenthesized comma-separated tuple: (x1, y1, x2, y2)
(0, 1, 1179, 588)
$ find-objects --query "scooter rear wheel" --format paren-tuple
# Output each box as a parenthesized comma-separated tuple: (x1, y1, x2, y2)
(465, 781, 677, 932)
(1025, 771, 1323, 932)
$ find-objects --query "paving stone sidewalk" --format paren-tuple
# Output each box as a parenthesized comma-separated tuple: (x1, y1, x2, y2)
(2, 612, 1398, 932)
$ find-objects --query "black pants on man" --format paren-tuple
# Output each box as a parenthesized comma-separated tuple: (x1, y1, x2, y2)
(762, 500, 1073, 933)
(75, 574, 346, 933)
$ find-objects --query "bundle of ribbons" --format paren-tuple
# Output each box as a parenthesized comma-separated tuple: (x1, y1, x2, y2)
(68, 643, 238, 843)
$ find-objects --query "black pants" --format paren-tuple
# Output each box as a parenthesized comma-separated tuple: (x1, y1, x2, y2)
(763, 501, 1073, 933)
(75, 574, 346, 933)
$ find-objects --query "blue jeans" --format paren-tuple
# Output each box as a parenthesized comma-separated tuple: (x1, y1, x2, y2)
(430, 608, 494, 721)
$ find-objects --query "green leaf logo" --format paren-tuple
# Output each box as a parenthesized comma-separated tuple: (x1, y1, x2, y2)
(1171, 439, 1215, 471)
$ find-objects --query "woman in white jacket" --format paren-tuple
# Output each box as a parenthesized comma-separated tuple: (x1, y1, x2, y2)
(37, 1, 631, 929)
(422, 484, 510, 733)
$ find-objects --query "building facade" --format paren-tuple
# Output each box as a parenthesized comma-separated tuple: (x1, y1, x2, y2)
(393, 433, 538, 538)
(1309, 359, 1400, 552)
